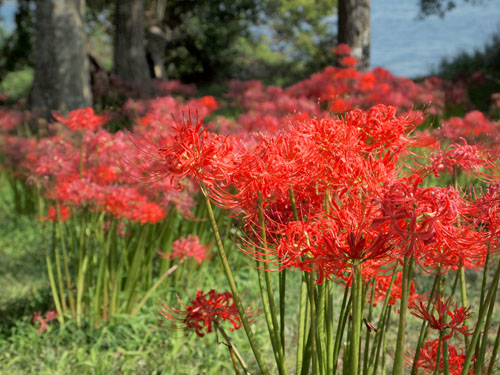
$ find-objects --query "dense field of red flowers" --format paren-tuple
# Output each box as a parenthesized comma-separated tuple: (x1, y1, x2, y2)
(2, 46, 500, 374)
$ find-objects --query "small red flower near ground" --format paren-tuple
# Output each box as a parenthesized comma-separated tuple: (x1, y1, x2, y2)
(159, 290, 258, 337)
(33, 310, 58, 333)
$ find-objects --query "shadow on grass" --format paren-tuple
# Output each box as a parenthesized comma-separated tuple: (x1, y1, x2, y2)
(0, 184, 53, 336)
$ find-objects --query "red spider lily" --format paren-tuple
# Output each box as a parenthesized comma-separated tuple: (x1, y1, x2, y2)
(333, 43, 351, 56)
(33, 310, 58, 333)
(91, 165, 119, 184)
(0, 109, 25, 132)
(321, 195, 394, 265)
(52, 107, 108, 132)
(410, 296, 472, 341)
(426, 140, 486, 178)
(373, 176, 484, 272)
(195, 96, 218, 111)
(159, 290, 258, 337)
(167, 235, 210, 265)
(439, 110, 500, 142)
(40, 205, 71, 222)
(372, 271, 418, 307)
(412, 339, 473, 375)
(155, 117, 236, 188)
(466, 184, 500, 239)
(340, 56, 358, 68)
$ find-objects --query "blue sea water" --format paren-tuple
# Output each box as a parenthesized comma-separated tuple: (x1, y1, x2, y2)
(371, 0, 500, 77)
(1, 0, 499, 78)
(0, 1, 16, 33)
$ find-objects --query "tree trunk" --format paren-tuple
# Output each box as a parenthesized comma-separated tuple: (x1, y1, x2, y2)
(114, 0, 151, 92)
(338, 0, 371, 72)
(146, 26, 168, 80)
(31, 0, 92, 112)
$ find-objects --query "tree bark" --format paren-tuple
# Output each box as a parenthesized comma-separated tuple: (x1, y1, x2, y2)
(113, 0, 151, 92)
(31, 0, 92, 112)
(338, 0, 371, 72)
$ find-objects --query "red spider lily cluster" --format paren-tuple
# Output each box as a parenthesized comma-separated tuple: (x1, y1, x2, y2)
(148, 103, 489, 287)
(413, 339, 471, 375)
(159, 289, 257, 337)
(0, 95, 225, 222)
(167, 234, 210, 265)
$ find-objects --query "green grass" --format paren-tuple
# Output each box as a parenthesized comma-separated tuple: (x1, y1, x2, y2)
(0, 175, 51, 335)
(0, 68, 33, 101)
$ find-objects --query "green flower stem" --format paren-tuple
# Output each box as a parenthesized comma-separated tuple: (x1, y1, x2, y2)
(462, 257, 500, 375)
(367, 267, 399, 375)
(255, 261, 282, 370)
(392, 255, 414, 375)
(45, 252, 64, 324)
(332, 288, 352, 374)
(326, 281, 334, 374)
(316, 283, 326, 375)
(53, 221, 67, 315)
(308, 274, 318, 375)
(433, 332, 443, 375)
(216, 322, 251, 375)
(296, 273, 309, 375)
(351, 263, 363, 375)
(449, 268, 460, 300)
(279, 270, 286, 354)
(373, 306, 392, 375)
(443, 338, 450, 375)
(363, 280, 376, 375)
(124, 225, 149, 313)
(56, 202, 76, 316)
(458, 263, 469, 348)
(131, 262, 182, 316)
(257, 195, 287, 375)
(75, 250, 89, 327)
(411, 266, 441, 375)
(479, 247, 491, 310)
(301, 318, 313, 375)
(476, 276, 499, 374)
(201, 188, 270, 375)
(487, 319, 500, 374)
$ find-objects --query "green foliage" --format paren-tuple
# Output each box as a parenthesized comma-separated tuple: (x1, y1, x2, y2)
(0, 0, 33, 83)
(417, 0, 480, 18)
(0, 67, 33, 100)
(163, 0, 261, 83)
(263, 0, 338, 73)
(436, 31, 500, 112)
(162, 0, 338, 84)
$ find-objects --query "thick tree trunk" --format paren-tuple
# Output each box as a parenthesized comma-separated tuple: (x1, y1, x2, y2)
(146, 26, 168, 80)
(114, 0, 151, 92)
(31, 0, 92, 112)
(338, 0, 371, 72)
